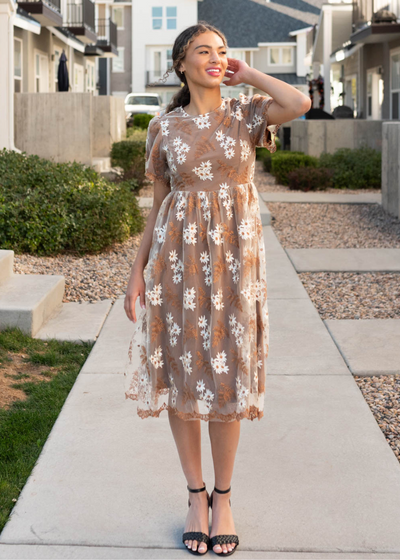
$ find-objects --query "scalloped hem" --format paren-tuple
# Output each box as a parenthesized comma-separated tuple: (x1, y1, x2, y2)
(125, 393, 264, 422)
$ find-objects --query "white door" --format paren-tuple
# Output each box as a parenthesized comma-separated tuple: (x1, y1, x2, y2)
(35, 50, 49, 92)
(367, 69, 383, 120)
(74, 63, 84, 92)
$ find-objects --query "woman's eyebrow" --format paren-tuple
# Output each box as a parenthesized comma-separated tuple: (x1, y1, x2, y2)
(194, 44, 226, 50)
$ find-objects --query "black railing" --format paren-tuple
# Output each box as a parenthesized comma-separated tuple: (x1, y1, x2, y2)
(66, 0, 95, 31)
(352, 0, 373, 30)
(17, 0, 61, 12)
(96, 18, 117, 47)
(146, 70, 181, 86)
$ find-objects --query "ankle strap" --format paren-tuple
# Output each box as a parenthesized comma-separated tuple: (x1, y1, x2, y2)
(187, 481, 206, 493)
(214, 485, 231, 494)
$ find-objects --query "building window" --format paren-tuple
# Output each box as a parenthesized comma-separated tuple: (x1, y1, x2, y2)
(229, 49, 245, 61)
(112, 6, 124, 29)
(269, 47, 293, 66)
(54, 48, 61, 90)
(166, 48, 173, 70)
(113, 47, 124, 72)
(86, 60, 95, 92)
(152, 6, 162, 29)
(282, 47, 292, 65)
(14, 37, 22, 92)
(166, 6, 176, 29)
(391, 52, 400, 119)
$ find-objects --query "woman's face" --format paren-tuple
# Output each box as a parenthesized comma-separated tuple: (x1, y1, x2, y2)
(179, 31, 228, 88)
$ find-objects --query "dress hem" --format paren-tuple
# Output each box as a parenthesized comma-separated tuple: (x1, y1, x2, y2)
(125, 392, 264, 422)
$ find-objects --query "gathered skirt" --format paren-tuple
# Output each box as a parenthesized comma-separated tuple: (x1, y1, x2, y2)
(124, 182, 269, 422)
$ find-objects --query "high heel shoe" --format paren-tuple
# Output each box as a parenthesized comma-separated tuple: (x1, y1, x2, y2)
(209, 486, 239, 556)
(182, 481, 210, 555)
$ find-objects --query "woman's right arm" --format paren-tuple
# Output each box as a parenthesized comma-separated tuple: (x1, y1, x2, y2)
(124, 179, 171, 323)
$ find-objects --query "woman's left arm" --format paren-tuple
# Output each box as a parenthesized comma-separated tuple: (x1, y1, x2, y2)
(224, 59, 312, 125)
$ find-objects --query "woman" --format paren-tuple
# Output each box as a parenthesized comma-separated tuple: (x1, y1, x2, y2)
(124, 22, 311, 557)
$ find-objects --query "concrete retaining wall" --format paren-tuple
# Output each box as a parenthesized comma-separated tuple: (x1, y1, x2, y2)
(14, 93, 126, 165)
(291, 120, 384, 158)
(382, 122, 400, 219)
(92, 96, 126, 157)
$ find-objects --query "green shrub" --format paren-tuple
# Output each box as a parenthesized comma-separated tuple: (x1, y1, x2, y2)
(133, 113, 153, 129)
(318, 147, 381, 189)
(271, 152, 318, 185)
(110, 140, 146, 192)
(0, 149, 144, 256)
(126, 126, 148, 141)
(287, 167, 334, 191)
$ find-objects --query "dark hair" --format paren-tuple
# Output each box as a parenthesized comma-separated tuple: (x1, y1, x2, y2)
(149, 21, 228, 114)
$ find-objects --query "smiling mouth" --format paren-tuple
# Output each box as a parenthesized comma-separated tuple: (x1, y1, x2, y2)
(206, 68, 221, 75)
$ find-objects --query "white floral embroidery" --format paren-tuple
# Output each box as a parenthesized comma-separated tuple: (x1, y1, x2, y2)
(211, 288, 224, 310)
(215, 131, 236, 160)
(218, 183, 233, 219)
(247, 114, 264, 133)
(257, 344, 263, 369)
(175, 192, 187, 221)
(168, 372, 179, 406)
(238, 218, 255, 240)
(150, 346, 163, 369)
(179, 350, 192, 375)
(229, 314, 245, 347)
(196, 379, 214, 411)
(166, 312, 181, 347)
(239, 92, 250, 105)
(162, 145, 177, 174)
(208, 223, 224, 245)
(240, 279, 267, 304)
(146, 283, 163, 306)
(240, 139, 251, 162)
(200, 251, 213, 286)
(232, 106, 244, 121)
(236, 376, 250, 411)
(160, 121, 170, 136)
(183, 222, 198, 245)
(211, 350, 229, 374)
(225, 250, 240, 284)
(199, 191, 211, 221)
(154, 223, 167, 244)
(183, 287, 196, 310)
(169, 250, 184, 284)
(198, 315, 211, 350)
(193, 114, 211, 129)
(193, 160, 213, 181)
(172, 136, 190, 164)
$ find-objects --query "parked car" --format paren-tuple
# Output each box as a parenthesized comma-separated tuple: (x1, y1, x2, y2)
(124, 93, 163, 124)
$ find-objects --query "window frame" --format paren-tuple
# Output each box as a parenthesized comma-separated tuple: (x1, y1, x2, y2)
(152, 6, 163, 29)
(14, 37, 23, 92)
(390, 47, 400, 120)
(112, 6, 124, 30)
(112, 46, 125, 73)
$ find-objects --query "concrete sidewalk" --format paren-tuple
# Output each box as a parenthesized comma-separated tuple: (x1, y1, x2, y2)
(260, 191, 382, 204)
(286, 248, 400, 272)
(1, 225, 400, 558)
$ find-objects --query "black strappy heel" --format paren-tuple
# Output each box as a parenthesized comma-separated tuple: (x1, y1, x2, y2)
(209, 486, 239, 556)
(182, 481, 210, 555)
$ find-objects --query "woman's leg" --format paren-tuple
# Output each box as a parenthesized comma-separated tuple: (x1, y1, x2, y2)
(168, 410, 209, 553)
(208, 419, 241, 554)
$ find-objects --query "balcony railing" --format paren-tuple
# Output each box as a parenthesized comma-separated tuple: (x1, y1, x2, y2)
(65, 0, 95, 32)
(96, 18, 117, 48)
(352, 0, 373, 30)
(17, 0, 62, 25)
(146, 70, 181, 87)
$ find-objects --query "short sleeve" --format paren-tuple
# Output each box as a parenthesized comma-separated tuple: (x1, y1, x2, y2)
(241, 93, 280, 152)
(145, 116, 170, 186)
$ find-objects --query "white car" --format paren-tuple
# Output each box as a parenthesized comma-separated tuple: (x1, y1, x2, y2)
(124, 93, 163, 119)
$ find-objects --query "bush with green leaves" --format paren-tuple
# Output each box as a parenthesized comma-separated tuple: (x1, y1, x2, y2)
(0, 149, 144, 256)
(318, 147, 381, 189)
(287, 167, 334, 191)
(110, 140, 146, 192)
(133, 113, 154, 129)
(271, 152, 318, 185)
(126, 126, 148, 141)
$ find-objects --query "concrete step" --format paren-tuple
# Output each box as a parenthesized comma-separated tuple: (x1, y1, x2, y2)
(0, 274, 65, 337)
(286, 248, 400, 272)
(260, 191, 382, 204)
(34, 300, 113, 344)
(92, 157, 111, 174)
(324, 319, 400, 376)
(0, 250, 14, 283)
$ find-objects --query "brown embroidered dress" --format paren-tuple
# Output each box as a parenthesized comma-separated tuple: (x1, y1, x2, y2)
(124, 93, 280, 422)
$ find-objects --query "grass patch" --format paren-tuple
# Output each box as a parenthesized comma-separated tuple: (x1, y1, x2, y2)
(0, 327, 93, 533)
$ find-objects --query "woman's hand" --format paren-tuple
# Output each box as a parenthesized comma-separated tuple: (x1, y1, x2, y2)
(222, 57, 250, 86)
(124, 267, 146, 323)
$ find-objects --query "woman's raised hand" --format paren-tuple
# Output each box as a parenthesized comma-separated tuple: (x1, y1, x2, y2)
(222, 57, 250, 86)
